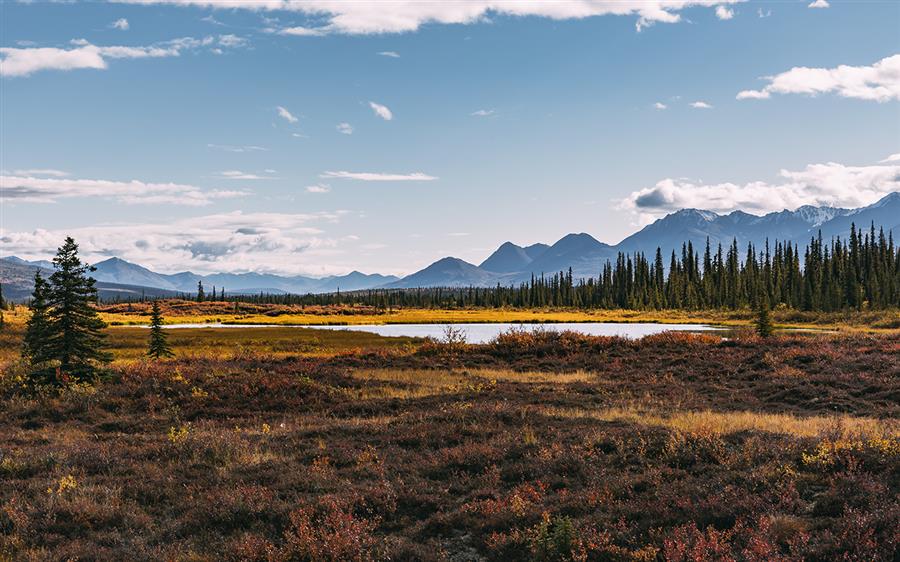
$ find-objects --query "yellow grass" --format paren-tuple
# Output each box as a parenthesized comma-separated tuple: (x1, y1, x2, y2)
(95, 305, 898, 334)
(347, 368, 597, 400)
(542, 405, 900, 439)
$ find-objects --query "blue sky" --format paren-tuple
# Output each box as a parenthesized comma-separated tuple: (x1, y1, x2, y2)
(1, 0, 898, 276)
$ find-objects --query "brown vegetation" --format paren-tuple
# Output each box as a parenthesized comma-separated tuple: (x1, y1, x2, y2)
(0, 330, 898, 560)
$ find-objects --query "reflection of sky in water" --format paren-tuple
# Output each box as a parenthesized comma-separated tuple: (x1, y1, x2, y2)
(156, 323, 722, 344)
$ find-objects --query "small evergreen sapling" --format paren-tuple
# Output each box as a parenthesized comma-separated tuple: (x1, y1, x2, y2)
(754, 294, 775, 338)
(147, 300, 174, 359)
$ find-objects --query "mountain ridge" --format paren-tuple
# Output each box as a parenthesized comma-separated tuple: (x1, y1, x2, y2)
(3, 192, 897, 298)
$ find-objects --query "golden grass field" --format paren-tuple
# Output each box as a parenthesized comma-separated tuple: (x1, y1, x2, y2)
(87, 299, 900, 332)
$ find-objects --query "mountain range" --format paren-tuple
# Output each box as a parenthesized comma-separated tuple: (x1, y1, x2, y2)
(3, 192, 897, 300)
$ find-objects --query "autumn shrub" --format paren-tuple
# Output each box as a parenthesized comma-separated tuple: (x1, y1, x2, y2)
(276, 500, 382, 562)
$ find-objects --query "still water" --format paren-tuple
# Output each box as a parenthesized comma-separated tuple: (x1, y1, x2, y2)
(157, 322, 723, 344)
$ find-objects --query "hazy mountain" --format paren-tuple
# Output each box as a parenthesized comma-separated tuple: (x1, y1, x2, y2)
(93, 257, 180, 291)
(523, 233, 614, 278)
(4, 193, 896, 298)
(2, 256, 55, 270)
(386, 257, 500, 288)
(394, 192, 898, 287)
(0, 258, 178, 301)
(480, 242, 535, 273)
(314, 271, 400, 293)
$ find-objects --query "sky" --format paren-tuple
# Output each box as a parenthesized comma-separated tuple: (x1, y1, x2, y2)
(1, 0, 899, 277)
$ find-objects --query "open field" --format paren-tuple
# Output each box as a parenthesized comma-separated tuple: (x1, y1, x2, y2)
(1, 324, 898, 560)
(86, 300, 900, 332)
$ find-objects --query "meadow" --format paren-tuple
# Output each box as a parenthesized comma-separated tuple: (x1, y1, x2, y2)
(91, 300, 900, 332)
(0, 311, 898, 560)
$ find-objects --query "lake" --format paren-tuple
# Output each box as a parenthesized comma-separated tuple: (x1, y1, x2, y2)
(155, 322, 724, 344)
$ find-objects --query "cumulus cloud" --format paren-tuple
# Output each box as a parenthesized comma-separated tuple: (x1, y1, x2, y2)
(618, 159, 900, 224)
(715, 6, 734, 20)
(690, 101, 713, 108)
(470, 109, 495, 116)
(378, 51, 400, 58)
(653, 102, 667, 110)
(320, 171, 437, 181)
(336, 122, 353, 135)
(808, 0, 829, 8)
(111, 18, 130, 30)
(0, 35, 243, 77)
(306, 183, 331, 193)
(0, 210, 352, 275)
(113, 1, 742, 35)
(880, 153, 900, 163)
(368, 101, 393, 120)
(737, 54, 900, 102)
(276, 105, 298, 123)
(0, 173, 246, 205)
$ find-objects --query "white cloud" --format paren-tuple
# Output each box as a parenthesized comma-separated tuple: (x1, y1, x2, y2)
(653, 102, 667, 110)
(808, 0, 829, 8)
(207, 143, 267, 152)
(757, 8, 771, 18)
(470, 109, 495, 116)
(690, 101, 713, 108)
(0, 174, 246, 205)
(276, 105, 298, 123)
(0, 210, 352, 276)
(306, 184, 331, 193)
(115, 1, 743, 35)
(619, 159, 900, 223)
(12, 168, 69, 177)
(217, 170, 276, 180)
(336, 122, 354, 135)
(368, 101, 393, 120)
(737, 54, 900, 102)
(715, 6, 734, 20)
(321, 171, 437, 181)
(277, 26, 326, 36)
(880, 153, 900, 163)
(111, 18, 130, 30)
(217, 34, 248, 48)
(0, 36, 231, 77)
(378, 51, 400, 58)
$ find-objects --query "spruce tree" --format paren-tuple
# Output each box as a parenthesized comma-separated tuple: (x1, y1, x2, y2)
(44, 237, 112, 381)
(23, 272, 54, 371)
(754, 294, 774, 338)
(147, 300, 174, 359)
(197, 280, 205, 303)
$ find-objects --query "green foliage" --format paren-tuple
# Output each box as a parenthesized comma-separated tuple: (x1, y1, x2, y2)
(23, 272, 54, 371)
(147, 300, 174, 359)
(530, 513, 580, 562)
(754, 295, 775, 338)
(23, 237, 112, 384)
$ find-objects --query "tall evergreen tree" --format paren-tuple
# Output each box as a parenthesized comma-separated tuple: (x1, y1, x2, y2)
(23, 272, 53, 369)
(44, 237, 112, 381)
(197, 280, 205, 303)
(147, 300, 174, 359)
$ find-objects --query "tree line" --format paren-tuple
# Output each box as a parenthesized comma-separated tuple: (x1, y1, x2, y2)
(233, 224, 899, 312)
